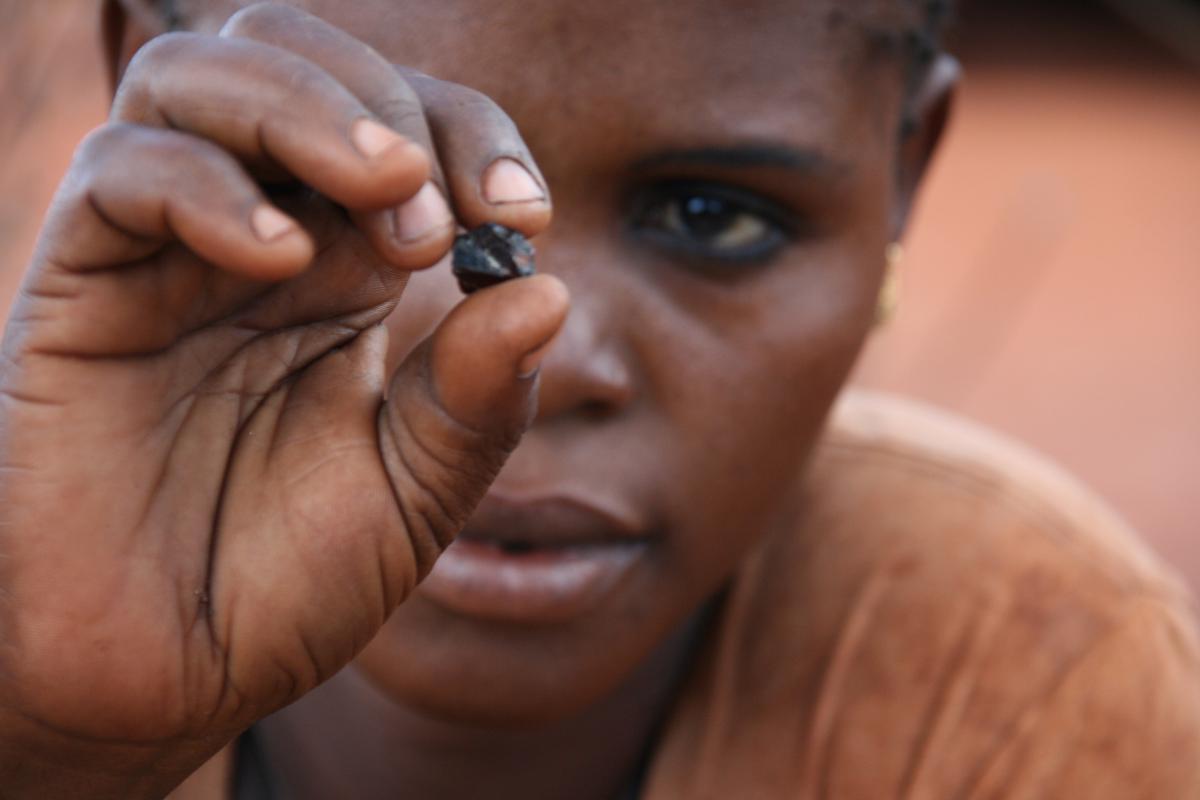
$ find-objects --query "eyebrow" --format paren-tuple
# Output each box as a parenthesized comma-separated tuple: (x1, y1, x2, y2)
(633, 144, 848, 177)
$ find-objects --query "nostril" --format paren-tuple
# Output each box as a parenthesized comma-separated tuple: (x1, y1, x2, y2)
(534, 358, 635, 423)
(578, 399, 621, 421)
(530, 303, 635, 422)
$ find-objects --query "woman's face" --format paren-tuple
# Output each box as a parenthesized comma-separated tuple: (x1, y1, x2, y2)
(188, 0, 920, 723)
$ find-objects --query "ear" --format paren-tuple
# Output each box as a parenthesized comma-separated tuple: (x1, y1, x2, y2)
(891, 53, 960, 240)
(101, 0, 171, 94)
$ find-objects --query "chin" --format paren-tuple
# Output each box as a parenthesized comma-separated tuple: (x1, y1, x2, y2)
(379, 676, 588, 729)
(350, 594, 662, 727)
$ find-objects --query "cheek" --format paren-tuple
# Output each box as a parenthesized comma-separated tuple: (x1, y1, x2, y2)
(637, 240, 877, 571)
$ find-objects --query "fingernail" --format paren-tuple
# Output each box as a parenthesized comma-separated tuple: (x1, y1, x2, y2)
(351, 118, 406, 160)
(251, 205, 297, 243)
(482, 158, 546, 205)
(516, 337, 555, 379)
(394, 183, 453, 243)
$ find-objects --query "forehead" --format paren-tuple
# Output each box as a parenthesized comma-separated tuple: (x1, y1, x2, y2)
(197, 0, 907, 161)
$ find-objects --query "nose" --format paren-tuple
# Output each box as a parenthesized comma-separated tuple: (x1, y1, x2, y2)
(534, 294, 635, 422)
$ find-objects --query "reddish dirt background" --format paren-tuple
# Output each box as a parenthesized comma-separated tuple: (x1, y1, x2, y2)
(1, 1, 1197, 588)
(855, 0, 1200, 588)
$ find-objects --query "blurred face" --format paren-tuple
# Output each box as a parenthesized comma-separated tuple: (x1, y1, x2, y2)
(188, 0, 914, 723)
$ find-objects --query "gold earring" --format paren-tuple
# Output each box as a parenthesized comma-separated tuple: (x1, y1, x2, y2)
(875, 242, 903, 326)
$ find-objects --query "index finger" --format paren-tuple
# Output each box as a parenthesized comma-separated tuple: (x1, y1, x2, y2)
(222, 4, 552, 240)
(404, 71, 553, 238)
(220, 4, 460, 268)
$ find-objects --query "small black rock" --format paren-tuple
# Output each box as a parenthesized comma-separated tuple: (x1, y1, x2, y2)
(451, 223, 536, 294)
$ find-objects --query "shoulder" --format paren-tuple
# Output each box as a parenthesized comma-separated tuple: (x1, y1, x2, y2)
(798, 391, 1200, 796)
(651, 392, 1200, 798)
(801, 391, 1200, 795)
(813, 390, 1185, 606)
(801, 390, 1195, 639)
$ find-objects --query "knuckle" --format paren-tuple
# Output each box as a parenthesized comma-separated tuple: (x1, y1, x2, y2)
(453, 85, 514, 128)
(372, 96, 426, 130)
(354, 74, 426, 133)
(441, 86, 531, 155)
(74, 125, 169, 167)
(64, 127, 133, 202)
(415, 76, 518, 133)
(70, 123, 142, 181)
(125, 31, 194, 77)
(221, 2, 296, 39)
(113, 32, 198, 119)
(70, 126, 234, 201)
(73, 123, 125, 161)
(272, 63, 343, 111)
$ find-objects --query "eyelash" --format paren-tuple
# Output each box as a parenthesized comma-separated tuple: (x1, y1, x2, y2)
(629, 180, 796, 267)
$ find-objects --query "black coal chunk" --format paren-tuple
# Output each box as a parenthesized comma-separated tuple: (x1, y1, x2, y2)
(451, 223, 536, 294)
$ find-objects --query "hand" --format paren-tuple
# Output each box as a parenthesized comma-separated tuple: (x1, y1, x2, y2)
(0, 5, 567, 796)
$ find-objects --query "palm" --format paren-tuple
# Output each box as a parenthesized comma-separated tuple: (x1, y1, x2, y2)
(1, 203, 424, 739)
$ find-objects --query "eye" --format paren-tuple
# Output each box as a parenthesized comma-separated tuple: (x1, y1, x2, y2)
(631, 181, 792, 264)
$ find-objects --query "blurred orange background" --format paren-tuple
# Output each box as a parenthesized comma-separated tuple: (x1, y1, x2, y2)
(2, 1, 1197, 587)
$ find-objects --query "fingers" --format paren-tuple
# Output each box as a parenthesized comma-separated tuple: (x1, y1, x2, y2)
(111, 31, 431, 216)
(219, 3, 551, 260)
(21, 124, 320, 355)
(406, 73, 553, 237)
(218, 5, 440, 170)
(41, 123, 312, 278)
(218, 4, 457, 269)
(111, 5, 550, 275)
(378, 275, 569, 575)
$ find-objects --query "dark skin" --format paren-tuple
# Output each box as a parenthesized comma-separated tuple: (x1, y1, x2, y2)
(0, 1, 955, 798)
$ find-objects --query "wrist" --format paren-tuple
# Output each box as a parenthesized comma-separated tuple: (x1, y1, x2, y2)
(0, 707, 228, 800)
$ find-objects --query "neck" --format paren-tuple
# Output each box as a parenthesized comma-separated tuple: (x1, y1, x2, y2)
(253, 607, 712, 800)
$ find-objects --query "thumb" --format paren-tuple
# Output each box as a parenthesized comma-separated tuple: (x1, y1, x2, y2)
(378, 274, 569, 578)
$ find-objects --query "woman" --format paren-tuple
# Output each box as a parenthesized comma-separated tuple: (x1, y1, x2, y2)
(0, 1, 1196, 797)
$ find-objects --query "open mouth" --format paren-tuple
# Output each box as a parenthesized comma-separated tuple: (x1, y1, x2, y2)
(416, 493, 652, 624)
(456, 533, 648, 556)
(462, 536, 544, 556)
(420, 535, 649, 624)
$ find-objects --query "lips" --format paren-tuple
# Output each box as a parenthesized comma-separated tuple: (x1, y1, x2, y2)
(417, 492, 652, 624)
(457, 493, 644, 549)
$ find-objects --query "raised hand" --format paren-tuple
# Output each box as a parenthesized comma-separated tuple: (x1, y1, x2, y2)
(0, 5, 566, 796)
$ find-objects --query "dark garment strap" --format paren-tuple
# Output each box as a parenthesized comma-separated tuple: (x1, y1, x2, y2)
(233, 727, 280, 800)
